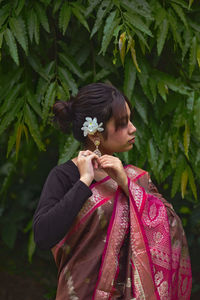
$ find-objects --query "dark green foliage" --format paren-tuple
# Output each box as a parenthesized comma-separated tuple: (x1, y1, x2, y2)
(0, 0, 200, 296)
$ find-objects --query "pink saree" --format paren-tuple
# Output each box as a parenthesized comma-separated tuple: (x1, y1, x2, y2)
(52, 165, 192, 299)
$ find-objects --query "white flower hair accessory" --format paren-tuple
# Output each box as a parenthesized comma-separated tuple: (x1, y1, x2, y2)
(81, 117, 104, 137)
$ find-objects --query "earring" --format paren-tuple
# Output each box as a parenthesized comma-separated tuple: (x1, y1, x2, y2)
(93, 139, 101, 157)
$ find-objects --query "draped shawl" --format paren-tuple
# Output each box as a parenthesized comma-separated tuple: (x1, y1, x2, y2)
(52, 165, 192, 300)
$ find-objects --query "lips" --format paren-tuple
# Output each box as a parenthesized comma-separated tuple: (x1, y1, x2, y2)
(128, 137, 135, 144)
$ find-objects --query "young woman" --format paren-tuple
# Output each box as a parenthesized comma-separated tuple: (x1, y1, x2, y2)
(33, 83, 192, 299)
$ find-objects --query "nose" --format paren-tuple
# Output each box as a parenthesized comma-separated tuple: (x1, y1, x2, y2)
(128, 121, 136, 134)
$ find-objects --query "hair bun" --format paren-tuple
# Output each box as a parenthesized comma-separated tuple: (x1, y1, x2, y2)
(52, 100, 74, 133)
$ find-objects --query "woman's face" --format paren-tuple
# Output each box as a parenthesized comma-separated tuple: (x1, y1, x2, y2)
(99, 102, 136, 155)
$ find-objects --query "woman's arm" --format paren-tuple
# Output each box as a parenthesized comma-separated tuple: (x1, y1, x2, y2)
(33, 167, 92, 250)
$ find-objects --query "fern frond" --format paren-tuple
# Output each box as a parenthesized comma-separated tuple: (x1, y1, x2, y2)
(4, 28, 19, 65)
(90, 0, 112, 38)
(9, 16, 28, 55)
(59, 3, 71, 35)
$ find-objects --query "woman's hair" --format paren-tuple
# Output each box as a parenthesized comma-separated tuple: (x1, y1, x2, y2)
(53, 82, 132, 143)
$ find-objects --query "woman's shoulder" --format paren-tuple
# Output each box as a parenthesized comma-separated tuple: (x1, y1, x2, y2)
(46, 160, 79, 185)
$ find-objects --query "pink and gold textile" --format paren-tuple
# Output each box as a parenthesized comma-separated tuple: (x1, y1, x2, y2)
(52, 165, 192, 300)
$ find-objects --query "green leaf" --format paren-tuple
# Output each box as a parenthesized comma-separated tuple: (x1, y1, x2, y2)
(28, 230, 36, 263)
(9, 16, 28, 55)
(94, 69, 111, 82)
(90, 0, 112, 38)
(24, 104, 45, 151)
(53, 0, 63, 14)
(149, 78, 157, 103)
(34, 2, 50, 33)
(58, 137, 80, 165)
(171, 155, 185, 197)
(182, 29, 192, 61)
(124, 12, 153, 37)
(147, 139, 158, 177)
(123, 56, 136, 101)
(189, 0, 194, 9)
(85, 0, 101, 17)
(100, 10, 119, 55)
(7, 120, 19, 157)
(0, 83, 23, 116)
(189, 36, 197, 78)
(0, 97, 24, 135)
(1, 222, 17, 249)
(171, 3, 188, 28)
(59, 53, 84, 79)
(168, 10, 182, 50)
(187, 165, 197, 201)
(121, 0, 152, 20)
(42, 81, 56, 124)
(181, 169, 188, 198)
(59, 3, 71, 35)
(134, 93, 148, 124)
(194, 96, 200, 141)
(27, 55, 49, 81)
(157, 81, 168, 102)
(15, 0, 25, 16)
(71, 5, 90, 32)
(58, 66, 78, 96)
(157, 18, 169, 56)
(0, 4, 10, 28)
(27, 9, 36, 42)
(27, 91, 42, 118)
(4, 28, 19, 65)
(183, 121, 190, 159)
(186, 92, 194, 111)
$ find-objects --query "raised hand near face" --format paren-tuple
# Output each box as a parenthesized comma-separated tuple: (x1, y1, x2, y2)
(77, 150, 100, 186)
(99, 155, 129, 196)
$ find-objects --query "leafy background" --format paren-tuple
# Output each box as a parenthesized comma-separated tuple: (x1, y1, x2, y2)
(0, 0, 200, 299)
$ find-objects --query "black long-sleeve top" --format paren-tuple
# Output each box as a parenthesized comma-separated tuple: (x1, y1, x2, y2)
(33, 160, 93, 250)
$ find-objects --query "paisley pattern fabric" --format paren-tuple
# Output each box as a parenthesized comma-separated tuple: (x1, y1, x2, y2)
(52, 165, 192, 300)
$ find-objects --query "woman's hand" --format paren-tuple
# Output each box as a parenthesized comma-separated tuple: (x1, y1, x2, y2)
(77, 150, 100, 186)
(99, 155, 129, 196)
